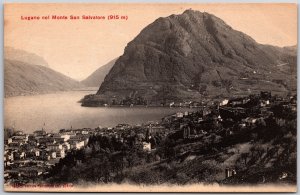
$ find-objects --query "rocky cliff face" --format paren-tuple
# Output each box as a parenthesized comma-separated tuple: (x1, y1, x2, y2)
(90, 10, 296, 105)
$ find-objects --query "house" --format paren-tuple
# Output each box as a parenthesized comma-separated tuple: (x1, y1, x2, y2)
(142, 142, 151, 151)
(73, 129, 85, 135)
(33, 130, 47, 137)
(14, 130, 24, 136)
(225, 168, 237, 178)
(115, 124, 131, 130)
(60, 134, 71, 141)
(47, 143, 62, 151)
(69, 140, 85, 150)
(176, 112, 184, 118)
(202, 107, 212, 116)
(12, 135, 28, 143)
(19, 167, 43, 177)
(148, 125, 165, 134)
(260, 100, 270, 107)
(56, 149, 65, 158)
(62, 142, 71, 150)
(7, 138, 13, 144)
(37, 137, 54, 145)
(49, 151, 57, 159)
(52, 133, 66, 143)
(53, 137, 65, 144)
(169, 102, 175, 107)
(20, 151, 26, 159)
(81, 136, 90, 145)
(239, 123, 246, 128)
(6, 152, 14, 161)
(243, 117, 257, 125)
(182, 101, 192, 107)
(220, 99, 229, 106)
(34, 149, 40, 157)
(217, 115, 223, 121)
(8, 142, 22, 149)
(229, 97, 250, 106)
(73, 128, 91, 135)
(76, 141, 85, 149)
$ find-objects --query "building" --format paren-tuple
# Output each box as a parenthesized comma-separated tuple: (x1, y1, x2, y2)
(20, 167, 44, 177)
(47, 143, 62, 151)
(56, 150, 66, 158)
(33, 130, 47, 137)
(229, 97, 250, 106)
(142, 142, 151, 151)
(14, 131, 24, 136)
(243, 117, 257, 125)
(49, 151, 57, 159)
(225, 168, 237, 178)
(220, 99, 229, 106)
(176, 112, 184, 118)
(182, 125, 191, 139)
(69, 140, 85, 150)
(202, 107, 212, 116)
(8, 142, 22, 149)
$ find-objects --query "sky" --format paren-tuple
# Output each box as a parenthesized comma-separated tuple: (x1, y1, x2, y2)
(4, 3, 297, 81)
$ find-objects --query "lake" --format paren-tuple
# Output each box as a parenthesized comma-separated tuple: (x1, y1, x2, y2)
(4, 90, 198, 133)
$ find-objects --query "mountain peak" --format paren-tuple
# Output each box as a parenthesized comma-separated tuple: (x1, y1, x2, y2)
(83, 11, 296, 105)
(182, 8, 201, 15)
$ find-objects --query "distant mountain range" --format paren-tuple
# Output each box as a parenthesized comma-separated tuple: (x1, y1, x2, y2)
(81, 58, 117, 87)
(82, 10, 297, 106)
(4, 47, 82, 97)
(5, 47, 49, 68)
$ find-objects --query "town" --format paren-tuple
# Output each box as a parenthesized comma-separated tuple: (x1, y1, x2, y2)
(4, 91, 297, 185)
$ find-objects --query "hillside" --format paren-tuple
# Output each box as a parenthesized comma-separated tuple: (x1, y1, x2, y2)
(82, 10, 297, 106)
(4, 59, 82, 97)
(47, 93, 297, 186)
(81, 58, 117, 87)
(4, 47, 49, 67)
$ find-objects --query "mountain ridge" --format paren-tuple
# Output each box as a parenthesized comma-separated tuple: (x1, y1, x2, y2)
(5, 58, 82, 97)
(83, 10, 297, 106)
(4, 46, 49, 67)
(81, 58, 117, 87)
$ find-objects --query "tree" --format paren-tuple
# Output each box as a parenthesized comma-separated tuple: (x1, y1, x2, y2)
(241, 153, 248, 165)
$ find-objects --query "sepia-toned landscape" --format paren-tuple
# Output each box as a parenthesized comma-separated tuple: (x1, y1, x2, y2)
(3, 3, 297, 192)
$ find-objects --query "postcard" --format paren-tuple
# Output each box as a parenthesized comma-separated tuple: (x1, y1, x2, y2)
(3, 3, 297, 192)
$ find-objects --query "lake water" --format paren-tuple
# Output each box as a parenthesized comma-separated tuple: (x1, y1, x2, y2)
(4, 90, 198, 133)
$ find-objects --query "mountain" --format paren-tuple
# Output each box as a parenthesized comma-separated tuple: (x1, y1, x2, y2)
(81, 58, 117, 87)
(83, 10, 297, 106)
(282, 45, 297, 56)
(4, 47, 49, 67)
(4, 59, 82, 97)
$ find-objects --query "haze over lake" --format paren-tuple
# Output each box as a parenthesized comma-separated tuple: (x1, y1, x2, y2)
(4, 90, 197, 133)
